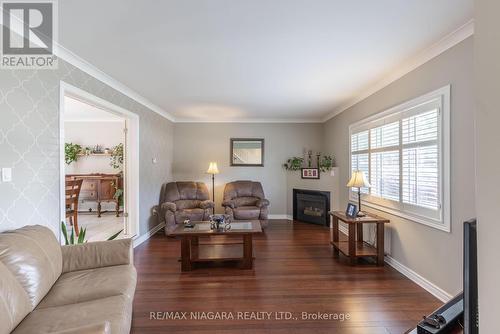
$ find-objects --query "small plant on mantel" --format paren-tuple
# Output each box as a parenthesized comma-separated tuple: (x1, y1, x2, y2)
(283, 157, 304, 171)
(319, 155, 334, 172)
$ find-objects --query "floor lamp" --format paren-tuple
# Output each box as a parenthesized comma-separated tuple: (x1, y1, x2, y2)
(346, 170, 371, 217)
(206, 162, 219, 214)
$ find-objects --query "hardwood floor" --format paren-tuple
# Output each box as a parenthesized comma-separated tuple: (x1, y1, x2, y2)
(132, 220, 441, 334)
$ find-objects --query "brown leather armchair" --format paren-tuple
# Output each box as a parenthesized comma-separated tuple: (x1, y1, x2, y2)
(222, 181, 269, 228)
(160, 181, 214, 235)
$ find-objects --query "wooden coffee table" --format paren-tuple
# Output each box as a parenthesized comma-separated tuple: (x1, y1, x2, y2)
(170, 221, 262, 271)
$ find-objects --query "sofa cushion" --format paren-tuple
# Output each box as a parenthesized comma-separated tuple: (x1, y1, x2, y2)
(233, 206, 261, 220)
(0, 262, 32, 334)
(12, 295, 132, 334)
(37, 264, 136, 309)
(0, 225, 62, 308)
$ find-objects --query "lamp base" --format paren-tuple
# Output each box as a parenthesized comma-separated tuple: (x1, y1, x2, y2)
(356, 211, 367, 217)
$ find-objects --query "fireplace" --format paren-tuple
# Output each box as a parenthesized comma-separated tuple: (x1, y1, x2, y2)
(293, 189, 330, 226)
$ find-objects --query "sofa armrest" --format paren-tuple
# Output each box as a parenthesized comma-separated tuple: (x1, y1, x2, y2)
(49, 322, 110, 334)
(200, 200, 215, 209)
(256, 198, 270, 208)
(161, 201, 177, 213)
(61, 239, 133, 273)
(221, 200, 235, 208)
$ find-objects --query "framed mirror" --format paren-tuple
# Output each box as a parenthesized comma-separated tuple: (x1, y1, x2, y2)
(230, 138, 264, 167)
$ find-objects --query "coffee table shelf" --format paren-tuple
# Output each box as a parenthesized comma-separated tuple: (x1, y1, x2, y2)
(191, 244, 244, 262)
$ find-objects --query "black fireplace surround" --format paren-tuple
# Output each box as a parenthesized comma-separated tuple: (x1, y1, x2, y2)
(293, 189, 331, 226)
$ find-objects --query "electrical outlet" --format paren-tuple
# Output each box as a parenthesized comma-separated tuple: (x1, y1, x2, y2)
(1, 168, 12, 182)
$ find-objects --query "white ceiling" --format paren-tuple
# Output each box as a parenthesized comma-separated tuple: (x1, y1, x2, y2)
(59, 0, 473, 122)
(64, 96, 123, 122)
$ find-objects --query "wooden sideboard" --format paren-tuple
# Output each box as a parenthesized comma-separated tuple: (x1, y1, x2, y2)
(66, 173, 122, 217)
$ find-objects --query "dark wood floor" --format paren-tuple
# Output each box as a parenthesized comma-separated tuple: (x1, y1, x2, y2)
(132, 220, 441, 334)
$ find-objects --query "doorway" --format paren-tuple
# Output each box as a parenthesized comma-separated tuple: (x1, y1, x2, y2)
(59, 81, 139, 242)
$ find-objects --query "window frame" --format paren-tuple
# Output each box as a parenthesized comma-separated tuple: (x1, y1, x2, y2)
(348, 85, 451, 232)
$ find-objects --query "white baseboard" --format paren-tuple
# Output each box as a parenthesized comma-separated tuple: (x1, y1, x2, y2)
(133, 222, 165, 248)
(384, 255, 453, 303)
(337, 224, 451, 302)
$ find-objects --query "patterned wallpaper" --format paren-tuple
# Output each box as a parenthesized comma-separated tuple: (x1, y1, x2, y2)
(0, 60, 174, 236)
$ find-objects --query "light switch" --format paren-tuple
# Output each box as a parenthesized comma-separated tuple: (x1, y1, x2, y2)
(2, 168, 12, 182)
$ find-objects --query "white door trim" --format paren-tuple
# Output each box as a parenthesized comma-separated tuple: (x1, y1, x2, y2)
(59, 81, 140, 240)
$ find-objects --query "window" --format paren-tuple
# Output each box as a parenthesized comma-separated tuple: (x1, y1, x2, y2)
(349, 86, 450, 232)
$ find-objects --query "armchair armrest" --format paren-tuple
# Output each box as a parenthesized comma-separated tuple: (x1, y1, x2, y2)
(200, 200, 215, 209)
(221, 200, 235, 208)
(50, 322, 110, 334)
(160, 201, 177, 213)
(256, 198, 270, 208)
(61, 238, 133, 273)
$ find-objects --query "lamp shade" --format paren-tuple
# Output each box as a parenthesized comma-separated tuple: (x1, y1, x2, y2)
(346, 170, 371, 188)
(206, 162, 219, 174)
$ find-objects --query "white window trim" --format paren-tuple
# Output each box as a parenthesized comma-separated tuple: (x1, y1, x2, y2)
(348, 85, 451, 232)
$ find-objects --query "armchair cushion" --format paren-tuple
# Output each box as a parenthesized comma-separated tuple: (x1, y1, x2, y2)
(233, 206, 261, 220)
(200, 200, 215, 209)
(221, 200, 235, 208)
(174, 208, 205, 222)
(61, 239, 133, 274)
(160, 201, 177, 213)
(256, 198, 270, 208)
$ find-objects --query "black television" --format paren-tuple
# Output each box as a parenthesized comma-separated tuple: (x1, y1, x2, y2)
(463, 219, 479, 334)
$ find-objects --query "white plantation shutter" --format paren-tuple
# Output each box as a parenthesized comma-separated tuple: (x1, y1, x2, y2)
(348, 87, 450, 231)
(402, 110, 439, 209)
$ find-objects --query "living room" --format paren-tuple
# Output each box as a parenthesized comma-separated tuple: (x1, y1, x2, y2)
(0, 1, 498, 333)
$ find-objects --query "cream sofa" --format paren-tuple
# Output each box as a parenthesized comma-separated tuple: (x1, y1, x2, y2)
(0, 225, 137, 334)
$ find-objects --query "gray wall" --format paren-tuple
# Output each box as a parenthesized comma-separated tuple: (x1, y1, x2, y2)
(0, 60, 174, 237)
(323, 37, 475, 295)
(172, 123, 324, 215)
(475, 1, 500, 330)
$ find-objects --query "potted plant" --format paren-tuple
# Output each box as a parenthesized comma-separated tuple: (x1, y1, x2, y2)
(65, 143, 82, 165)
(283, 157, 304, 171)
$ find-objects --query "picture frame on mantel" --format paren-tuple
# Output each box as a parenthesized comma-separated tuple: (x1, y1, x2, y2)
(301, 168, 320, 179)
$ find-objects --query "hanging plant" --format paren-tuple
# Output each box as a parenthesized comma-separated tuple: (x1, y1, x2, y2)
(319, 155, 334, 172)
(110, 143, 124, 170)
(283, 157, 304, 171)
(65, 143, 82, 165)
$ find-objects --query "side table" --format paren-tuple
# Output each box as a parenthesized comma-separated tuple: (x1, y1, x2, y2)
(329, 211, 390, 266)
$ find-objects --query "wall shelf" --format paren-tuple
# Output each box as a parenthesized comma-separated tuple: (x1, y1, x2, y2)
(77, 153, 111, 157)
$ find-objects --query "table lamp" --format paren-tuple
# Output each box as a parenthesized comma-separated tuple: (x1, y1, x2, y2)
(346, 170, 371, 217)
(206, 162, 219, 214)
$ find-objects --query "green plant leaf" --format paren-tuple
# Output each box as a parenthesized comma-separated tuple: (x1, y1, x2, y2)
(107, 229, 123, 240)
(61, 221, 69, 245)
(70, 228, 74, 245)
(77, 227, 85, 244)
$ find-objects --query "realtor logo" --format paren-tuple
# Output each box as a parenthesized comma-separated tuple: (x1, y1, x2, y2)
(1, 0, 58, 69)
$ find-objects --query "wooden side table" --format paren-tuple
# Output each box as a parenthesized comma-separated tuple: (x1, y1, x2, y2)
(329, 211, 390, 266)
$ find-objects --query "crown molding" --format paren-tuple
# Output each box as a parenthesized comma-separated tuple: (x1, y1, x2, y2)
(54, 45, 176, 122)
(321, 19, 474, 123)
(175, 118, 324, 123)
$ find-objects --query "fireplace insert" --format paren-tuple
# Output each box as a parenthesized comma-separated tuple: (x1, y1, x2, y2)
(293, 189, 330, 226)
